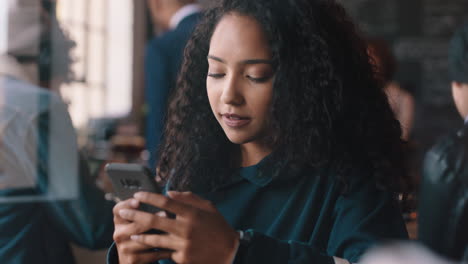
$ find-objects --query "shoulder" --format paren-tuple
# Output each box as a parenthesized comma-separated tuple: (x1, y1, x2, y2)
(308, 162, 385, 200)
(176, 13, 202, 33)
(145, 32, 184, 61)
(425, 128, 466, 163)
(423, 126, 468, 182)
(386, 82, 414, 102)
(0, 77, 64, 116)
(146, 12, 201, 56)
(332, 162, 375, 190)
(154, 13, 201, 48)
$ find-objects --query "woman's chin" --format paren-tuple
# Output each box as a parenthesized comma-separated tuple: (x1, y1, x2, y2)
(226, 137, 247, 145)
(225, 134, 252, 145)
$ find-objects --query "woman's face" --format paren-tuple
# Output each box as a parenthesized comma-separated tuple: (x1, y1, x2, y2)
(207, 13, 275, 145)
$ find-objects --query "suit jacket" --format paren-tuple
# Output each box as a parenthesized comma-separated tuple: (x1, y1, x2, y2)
(419, 122, 468, 261)
(144, 13, 201, 169)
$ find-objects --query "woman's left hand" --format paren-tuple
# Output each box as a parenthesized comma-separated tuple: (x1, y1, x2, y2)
(118, 191, 240, 264)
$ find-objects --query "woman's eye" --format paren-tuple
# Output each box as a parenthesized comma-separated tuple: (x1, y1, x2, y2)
(207, 73, 225, 78)
(246, 75, 271, 83)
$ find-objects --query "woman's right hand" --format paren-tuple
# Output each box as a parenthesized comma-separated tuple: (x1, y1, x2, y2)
(113, 199, 172, 264)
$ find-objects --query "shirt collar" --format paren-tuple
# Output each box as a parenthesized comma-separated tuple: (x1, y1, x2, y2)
(237, 154, 303, 187)
(0, 54, 32, 83)
(465, 115, 468, 124)
(169, 4, 201, 30)
(209, 155, 277, 189)
(239, 162, 274, 187)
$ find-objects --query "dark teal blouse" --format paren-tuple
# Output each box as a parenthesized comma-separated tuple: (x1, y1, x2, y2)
(108, 157, 408, 263)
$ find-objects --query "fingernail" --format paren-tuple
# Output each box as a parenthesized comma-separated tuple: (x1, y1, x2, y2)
(119, 209, 131, 218)
(130, 199, 139, 207)
(156, 211, 167, 217)
(134, 192, 144, 199)
(130, 235, 140, 240)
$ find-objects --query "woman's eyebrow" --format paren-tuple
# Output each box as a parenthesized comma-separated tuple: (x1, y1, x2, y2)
(207, 55, 226, 63)
(207, 55, 273, 65)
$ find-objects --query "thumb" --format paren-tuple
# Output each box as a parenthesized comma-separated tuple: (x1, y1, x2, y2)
(167, 191, 215, 212)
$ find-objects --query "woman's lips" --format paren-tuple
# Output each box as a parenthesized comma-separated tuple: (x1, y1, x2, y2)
(221, 114, 251, 128)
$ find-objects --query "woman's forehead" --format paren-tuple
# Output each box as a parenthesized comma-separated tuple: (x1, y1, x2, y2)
(208, 13, 272, 62)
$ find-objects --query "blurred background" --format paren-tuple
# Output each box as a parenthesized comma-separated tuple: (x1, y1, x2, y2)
(340, 0, 467, 178)
(0, 0, 467, 263)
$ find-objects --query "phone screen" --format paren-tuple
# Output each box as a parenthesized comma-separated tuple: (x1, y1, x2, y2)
(105, 163, 161, 214)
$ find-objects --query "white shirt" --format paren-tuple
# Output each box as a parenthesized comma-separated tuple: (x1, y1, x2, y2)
(169, 4, 201, 30)
(0, 55, 78, 202)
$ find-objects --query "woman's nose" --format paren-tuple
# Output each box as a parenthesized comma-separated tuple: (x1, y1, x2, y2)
(220, 75, 244, 105)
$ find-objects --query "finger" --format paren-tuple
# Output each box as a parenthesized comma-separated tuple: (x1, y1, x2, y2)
(167, 191, 216, 212)
(114, 222, 152, 242)
(113, 199, 140, 224)
(119, 208, 185, 236)
(134, 192, 194, 217)
(117, 239, 154, 253)
(113, 199, 140, 212)
(130, 233, 184, 251)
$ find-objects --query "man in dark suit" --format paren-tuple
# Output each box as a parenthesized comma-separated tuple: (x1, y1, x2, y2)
(145, 0, 201, 169)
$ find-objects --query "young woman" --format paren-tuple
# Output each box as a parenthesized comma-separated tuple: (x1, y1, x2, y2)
(109, 0, 410, 263)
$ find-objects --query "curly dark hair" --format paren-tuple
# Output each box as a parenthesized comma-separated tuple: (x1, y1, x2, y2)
(157, 0, 410, 193)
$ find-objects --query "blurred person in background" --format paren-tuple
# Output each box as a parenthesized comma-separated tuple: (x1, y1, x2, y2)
(144, 0, 202, 169)
(368, 38, 415, 141)
(109, 0, 410, 263)
(359, 21, 468, 264)
(0, 0, 114, 263)
(418, 22, 468, 262)
(368, 39, 417, 218)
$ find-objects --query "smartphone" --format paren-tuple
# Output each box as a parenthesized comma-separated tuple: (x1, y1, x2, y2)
(105, 163, 161, 214)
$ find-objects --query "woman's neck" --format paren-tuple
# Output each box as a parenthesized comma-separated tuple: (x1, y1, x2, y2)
(239, 142, 272, 167)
